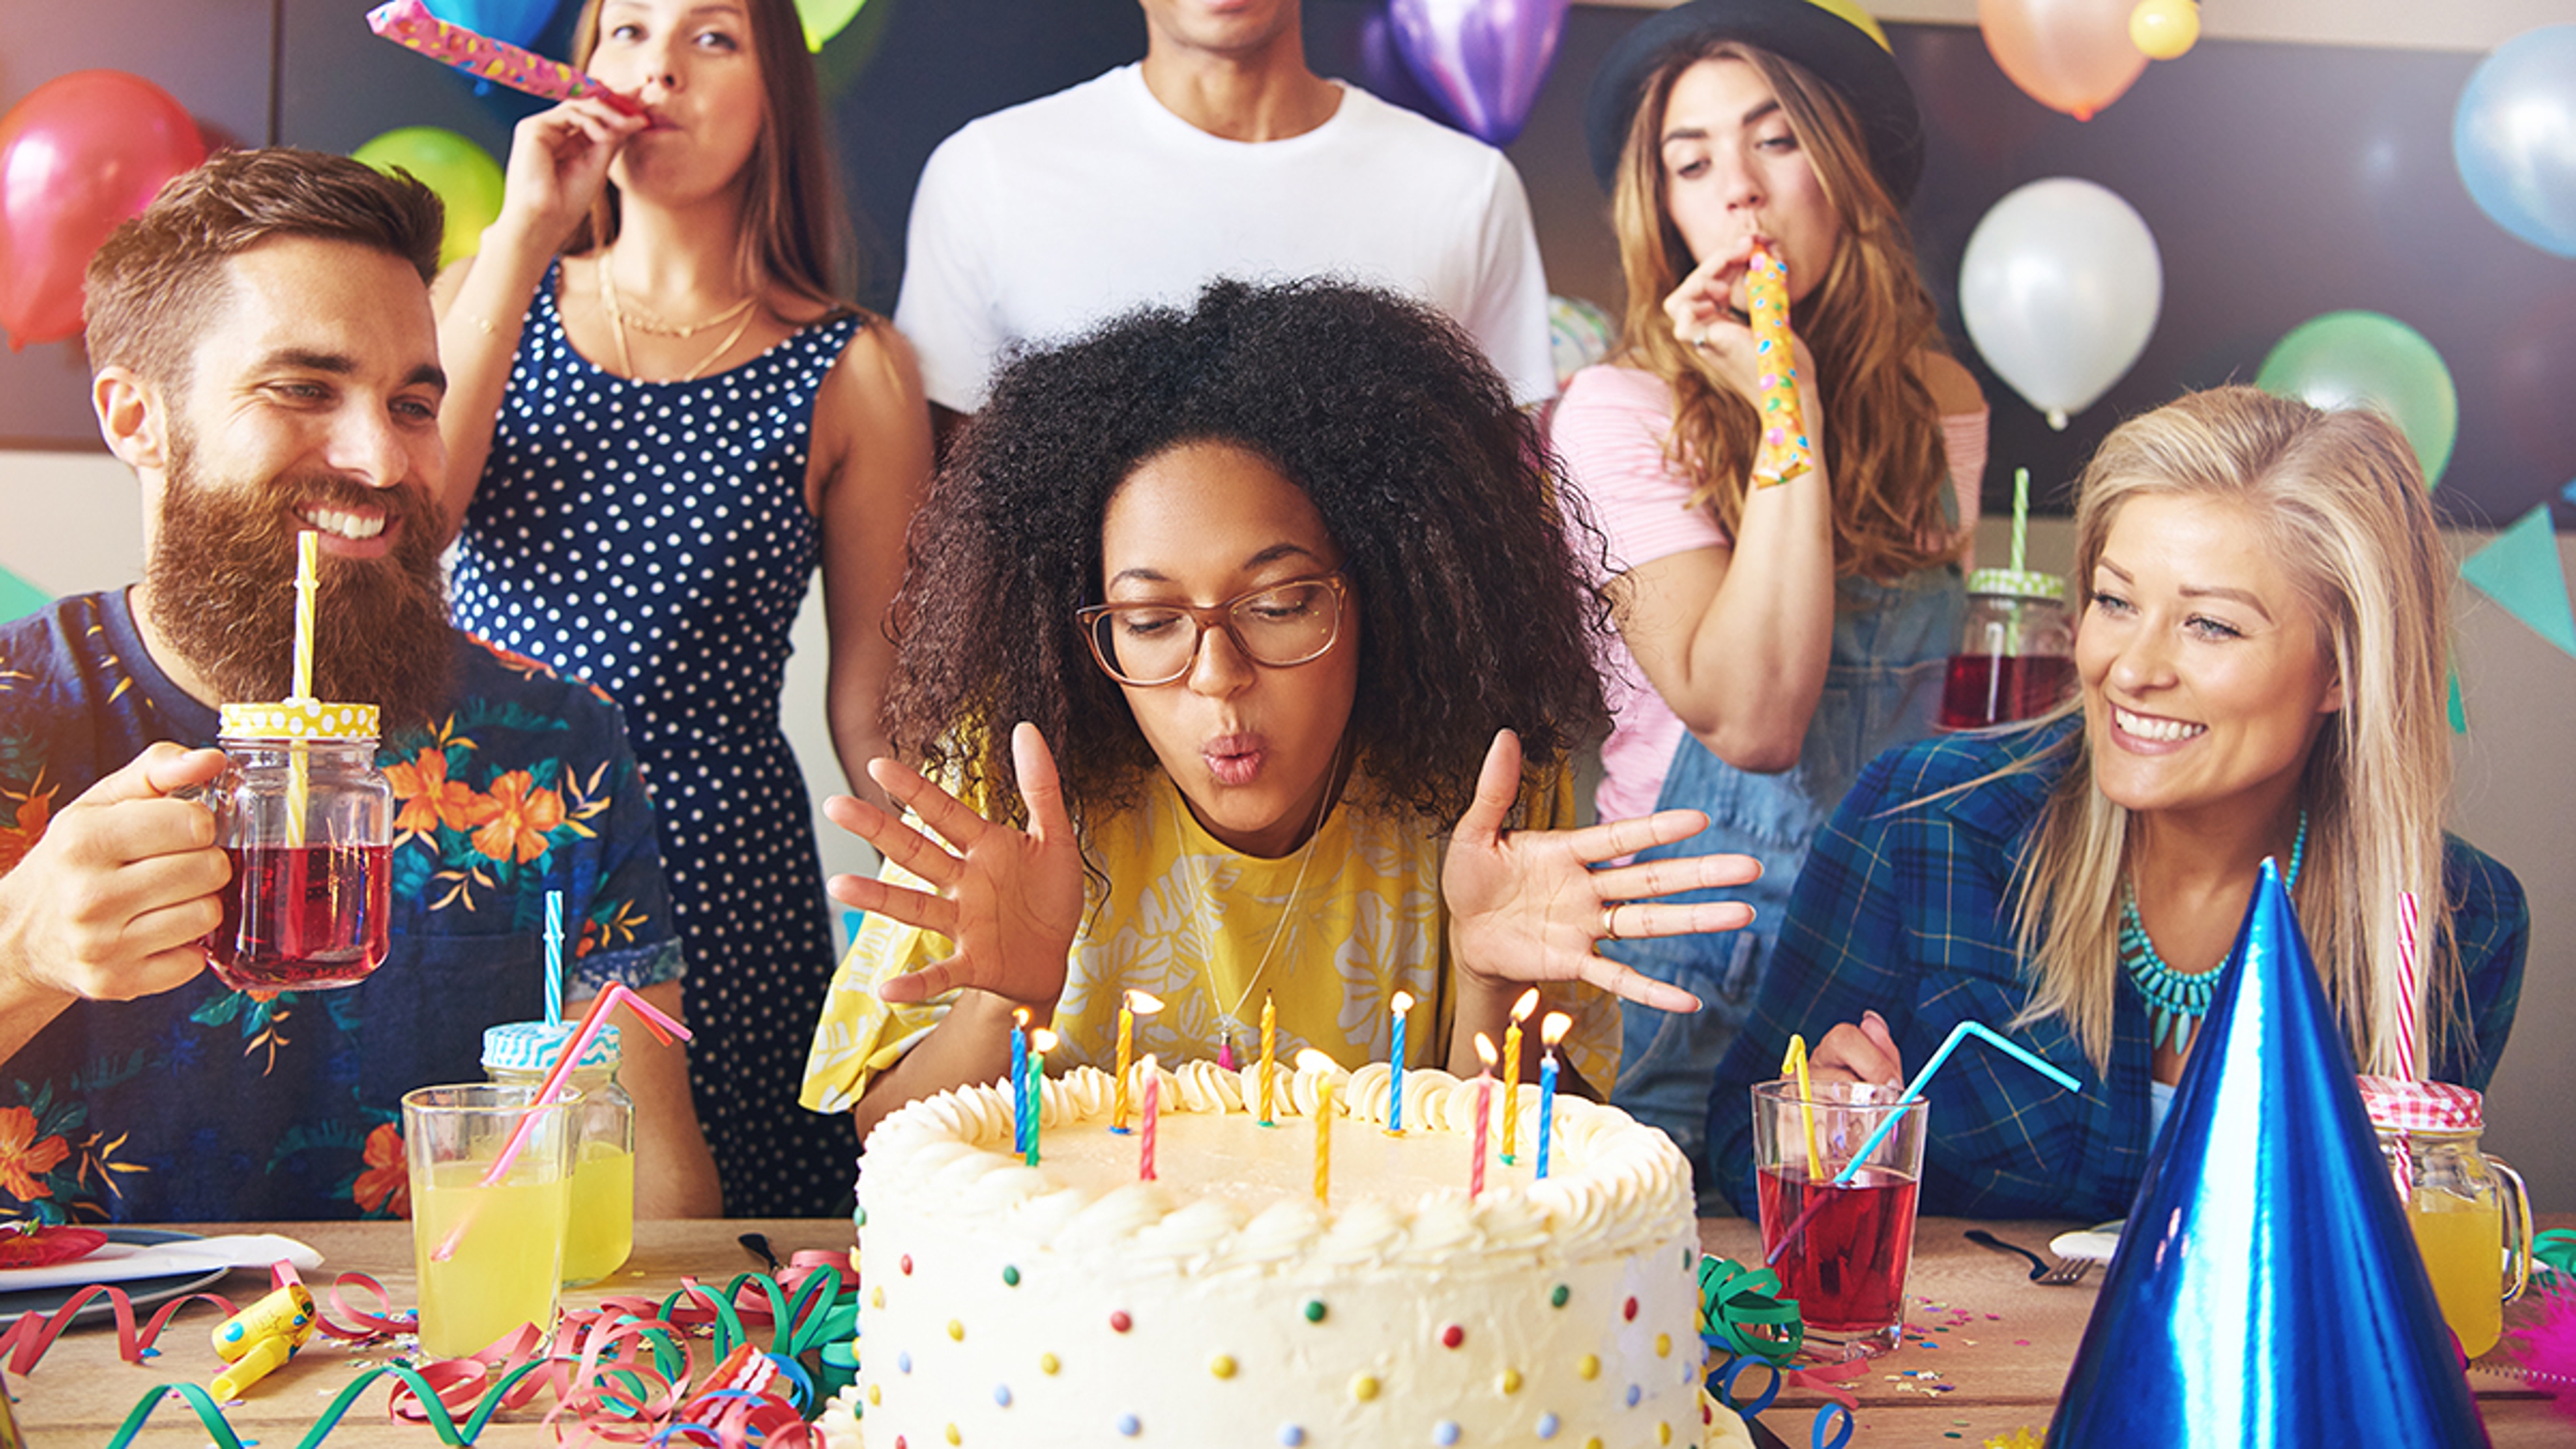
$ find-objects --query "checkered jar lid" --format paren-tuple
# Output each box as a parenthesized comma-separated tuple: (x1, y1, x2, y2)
(217, 698, 380, 742)
(2357, 1075, 2482, 1132)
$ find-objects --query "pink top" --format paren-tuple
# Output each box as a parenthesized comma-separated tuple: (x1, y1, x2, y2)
(1552, 364, 1989, 824)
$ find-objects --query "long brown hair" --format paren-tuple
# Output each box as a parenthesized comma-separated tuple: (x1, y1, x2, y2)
(1611, 41, 1955, 581)
(566, 0, 856, 319)
(2008, 388, 2461, 1074)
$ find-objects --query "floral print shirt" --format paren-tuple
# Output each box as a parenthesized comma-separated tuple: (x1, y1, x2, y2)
(0, 592, 682, 1223)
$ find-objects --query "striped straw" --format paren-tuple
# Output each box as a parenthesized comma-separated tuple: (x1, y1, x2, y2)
(543, 890, 564, 1027)
(286, 531, 318, 850)
(2010, 468, 2031, 574)
(2395, 890, 2421, 1081)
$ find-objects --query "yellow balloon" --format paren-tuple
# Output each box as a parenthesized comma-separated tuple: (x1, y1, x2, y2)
(2129, 0, 2200, 61)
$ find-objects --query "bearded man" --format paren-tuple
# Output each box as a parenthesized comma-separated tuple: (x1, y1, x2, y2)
(0, 149, 719, 1222)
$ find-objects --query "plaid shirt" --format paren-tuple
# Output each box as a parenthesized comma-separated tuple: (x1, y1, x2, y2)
(1705, 717, 2528, 1222)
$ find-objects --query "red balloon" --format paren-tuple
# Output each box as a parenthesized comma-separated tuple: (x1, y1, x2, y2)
(0, 70, 208, 352)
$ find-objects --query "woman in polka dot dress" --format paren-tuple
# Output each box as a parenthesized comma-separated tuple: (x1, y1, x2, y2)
(429, 0, 932, 1216)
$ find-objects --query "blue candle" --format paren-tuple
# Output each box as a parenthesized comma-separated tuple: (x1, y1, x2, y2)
(1009, 1008, 1030, 1155)
(1388, 991, 1415, 1134)
(1535, 1011, 1570, 1181)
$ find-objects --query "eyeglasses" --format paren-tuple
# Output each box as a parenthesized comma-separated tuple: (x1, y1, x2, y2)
(1077, 573, 1348, 687)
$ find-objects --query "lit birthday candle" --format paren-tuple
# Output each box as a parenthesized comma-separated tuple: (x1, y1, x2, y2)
(1536, 1011, 1571, 1180)
(1387, 990, 1416, 1134)
(1470, 1032, 1497, 1199)
(1138, 1054, 1161, 1181)
(1112, 989, 1162, 1133)
(1010, 1007, 1030, 1156)
(1501, 987, 1537, 1164)
(1258, 991, 1278, 1126)
(1024, 1028, 1055, 1167)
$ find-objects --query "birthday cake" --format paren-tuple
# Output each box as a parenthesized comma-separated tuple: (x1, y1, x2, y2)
(820, 1057, 1749, 1448)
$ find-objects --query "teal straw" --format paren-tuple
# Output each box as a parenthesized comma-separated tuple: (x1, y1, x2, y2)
(2011, 467, 2030, 574)
(543, 890, 564, 1027)
(1829, 1021, 2078, 1186)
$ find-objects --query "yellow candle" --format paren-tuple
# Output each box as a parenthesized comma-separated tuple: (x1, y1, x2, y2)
(1112, 989, 1163, 1133)
(1501, 987, 1536, 1163)
(1313, 1077, 1334, 1203)
(1258, 991, 1278, 1126)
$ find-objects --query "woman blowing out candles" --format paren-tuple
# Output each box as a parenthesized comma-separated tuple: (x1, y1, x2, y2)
(1705, 387, 2528, 1220)
(1554, 0, 1988, 1205)
(801, 280, 1764, 1138)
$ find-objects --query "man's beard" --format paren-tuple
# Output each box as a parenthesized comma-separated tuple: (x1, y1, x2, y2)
(146, 430, 457, 733)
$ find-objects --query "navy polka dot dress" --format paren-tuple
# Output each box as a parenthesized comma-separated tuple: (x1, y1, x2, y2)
(452, 263, 862, 1217)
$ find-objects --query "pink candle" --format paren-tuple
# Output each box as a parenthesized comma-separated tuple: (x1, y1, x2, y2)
(1470, 1033, 1497, 1199)
(1138, 1053, 1161, 1182)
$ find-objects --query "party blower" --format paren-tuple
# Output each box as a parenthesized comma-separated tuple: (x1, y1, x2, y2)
(428, 983, 688, 1263)
(366, 0, 643, 115)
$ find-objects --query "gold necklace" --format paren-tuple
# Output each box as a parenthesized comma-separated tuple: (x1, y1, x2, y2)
(1185, 742, 1341, 1069)
(597, 256, 759, 382)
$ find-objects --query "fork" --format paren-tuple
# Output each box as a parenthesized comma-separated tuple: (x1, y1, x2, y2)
(1964, 1229, 2096, 1285)
(2036, 1254, 2096, 1285)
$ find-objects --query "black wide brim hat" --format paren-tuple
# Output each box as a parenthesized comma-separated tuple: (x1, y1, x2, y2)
(1584, 0, 1925, 207)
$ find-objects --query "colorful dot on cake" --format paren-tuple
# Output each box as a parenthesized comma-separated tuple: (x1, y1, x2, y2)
(994, 1385, 1012, 1407)
(1576, 1354, 1600, 1380)
(1500, 1368, 1523, 1394)
(1623, 1295, 1639, 1321)
(1116, 1413, 1141, 1437)
(898, 1352, 914, 1375)
(1658, 1424, 1674, 1444)
(947, 1320, 965, 1341)
(1434, 1421, 1461, 1446)
(869, 1385, 882, 1405)
(944, 1428, 961, 1447)
(894, 1437, 906, 1449)
(1040, 1353, 1061, 1375)
(1302, 1300, 1328, 1324)
(1002, 1265, 1020, 1287)
(1625, 1383, 1642, 1407)
(900, 1254, 914, 1275)
(1351, 1373, 1381, 1401)
(1279, 1429, 1307, 1447)
(1654, 1333, 1671, 1358)
(855, 1207, 867, 1228)
(1585, 1438, 1605, 1449)
(1536, 1413, 1561, 1440)
(1211, 1354, 1238, 1379)
(1549, 1284, 1569, 1308)
(1110, 1310, 1133, 1334)
(1440, 1324, 1465, 1349)
(872, 1287, 886, 1308)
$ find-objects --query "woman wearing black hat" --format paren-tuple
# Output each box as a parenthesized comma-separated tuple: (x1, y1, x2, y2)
(1554, 0, 1985, 1208)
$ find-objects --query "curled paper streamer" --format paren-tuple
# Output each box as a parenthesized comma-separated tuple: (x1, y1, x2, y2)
(1745, 244, 1813, 488)
(1696, 1254, 1805, 1364)
(366, 0, 643, 115)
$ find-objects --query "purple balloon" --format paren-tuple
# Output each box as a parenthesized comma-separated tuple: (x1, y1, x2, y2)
(1389, 0, 1571, 147)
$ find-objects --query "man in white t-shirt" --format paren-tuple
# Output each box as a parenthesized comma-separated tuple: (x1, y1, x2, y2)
(894, 0, 1556, 425)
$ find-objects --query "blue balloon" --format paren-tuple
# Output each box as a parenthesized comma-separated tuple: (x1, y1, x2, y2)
(427, 0, 561, 48)
(2454, 23, 2576, 258)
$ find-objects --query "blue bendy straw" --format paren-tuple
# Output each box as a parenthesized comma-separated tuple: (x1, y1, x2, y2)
(1829, 1021, 2079, 1186)
(543, 890, 564, 1027)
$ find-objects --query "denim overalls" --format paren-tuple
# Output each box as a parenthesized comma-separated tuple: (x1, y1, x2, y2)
(1605, 565, 1962, 1214)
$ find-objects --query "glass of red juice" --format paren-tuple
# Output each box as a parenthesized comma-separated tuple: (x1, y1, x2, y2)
(197, 704, 392, 992)
(1751, 1079, 1927, 1358)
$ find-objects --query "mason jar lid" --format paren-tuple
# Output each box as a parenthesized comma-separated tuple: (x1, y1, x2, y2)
(2357, 1074, 2481, 1132)
(1964, 568, 2068, 603)
(482, 1020, 623, 1074)
(218, 698, 381, 743)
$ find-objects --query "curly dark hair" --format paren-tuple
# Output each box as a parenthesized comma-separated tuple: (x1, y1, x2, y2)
(885, 278, 1611, 835)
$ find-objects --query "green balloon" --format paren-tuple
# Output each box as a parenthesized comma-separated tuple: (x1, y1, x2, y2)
(2256, 310, 2458, 487)
(352, 126, 505, 270)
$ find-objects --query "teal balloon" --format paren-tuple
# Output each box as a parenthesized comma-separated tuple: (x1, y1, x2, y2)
(2255, 311, 2458, 487)
(2454, 24, 2576, 258)
(352, 127, 505, 269)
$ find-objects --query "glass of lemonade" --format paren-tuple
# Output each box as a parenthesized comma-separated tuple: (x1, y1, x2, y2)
(402, 1083, 576, 1358)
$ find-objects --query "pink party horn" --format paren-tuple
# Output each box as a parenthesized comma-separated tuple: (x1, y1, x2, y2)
(430, 983, 688, 1262)
(366, 0, 644, 115)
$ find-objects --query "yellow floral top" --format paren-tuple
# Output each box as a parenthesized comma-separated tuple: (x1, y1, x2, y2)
(801, 769, 1621, 1112)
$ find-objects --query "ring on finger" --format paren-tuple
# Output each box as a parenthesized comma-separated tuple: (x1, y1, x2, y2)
(1600, 902, 1623, 941)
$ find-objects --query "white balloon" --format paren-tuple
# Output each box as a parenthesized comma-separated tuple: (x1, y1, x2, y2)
(1959, 177, 2163, 429)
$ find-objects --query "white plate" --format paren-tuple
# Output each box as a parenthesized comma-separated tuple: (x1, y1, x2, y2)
(0, 1228, 227, 1327)
(2049, 1220, 2125, 1263)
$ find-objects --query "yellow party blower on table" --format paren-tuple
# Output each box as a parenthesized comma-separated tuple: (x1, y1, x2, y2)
(207, 1283, 317, 1399)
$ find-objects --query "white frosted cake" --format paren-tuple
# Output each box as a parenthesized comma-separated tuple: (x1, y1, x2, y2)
(821, 1057, 1749, 1449)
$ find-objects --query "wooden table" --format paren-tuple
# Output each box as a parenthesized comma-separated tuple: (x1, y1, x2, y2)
(4, 1218, 2563, 1445)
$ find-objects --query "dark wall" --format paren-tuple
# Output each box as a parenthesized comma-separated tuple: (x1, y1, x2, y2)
(4, 1, 2569, 533)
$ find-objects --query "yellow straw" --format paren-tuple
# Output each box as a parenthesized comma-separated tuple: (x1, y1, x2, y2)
(286, 532, 318, 850)
(1782, 1034, 1823, 1177)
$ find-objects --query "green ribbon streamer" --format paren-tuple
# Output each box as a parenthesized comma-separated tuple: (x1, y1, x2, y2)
(1697, 1254, 1805, 1364)
(2534, 1228, 2576, 1286)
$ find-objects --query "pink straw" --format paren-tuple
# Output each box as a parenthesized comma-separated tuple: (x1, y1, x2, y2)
(2395, 890, 2421, 1081)
(430, 983, 688, 1261)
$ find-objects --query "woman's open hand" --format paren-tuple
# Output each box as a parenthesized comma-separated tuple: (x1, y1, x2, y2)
(1441, 730, 1762, 1013)
(822, 722, 1084, 1010)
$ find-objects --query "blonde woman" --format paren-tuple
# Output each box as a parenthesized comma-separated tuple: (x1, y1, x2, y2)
(1554, 0, 1985, 1202)
(1705, 387, 2527, 1220)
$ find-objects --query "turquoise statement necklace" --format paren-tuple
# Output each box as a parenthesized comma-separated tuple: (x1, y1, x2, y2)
(2121, 810, 2308, 1053)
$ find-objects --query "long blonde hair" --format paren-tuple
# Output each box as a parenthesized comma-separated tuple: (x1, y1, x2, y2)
(1610, 40, 1955, 582)
(2010, 386, 2459, 1075)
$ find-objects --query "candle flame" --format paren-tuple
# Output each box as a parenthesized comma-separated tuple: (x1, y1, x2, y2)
(1030, 1028, 1058, 1053)
(1140, 1052, 1158, 1075)
(1510, 987, 1540, 1022)
(1541, 1011, 1572, 1047)
(1474, 1032, 1497, 1071)
(1390, 990, 1415, 1016)
(1014, 1006, 1030, 1028)
(1126, 989, 1164, 1014)
(1293, 1047, 1337, 1073)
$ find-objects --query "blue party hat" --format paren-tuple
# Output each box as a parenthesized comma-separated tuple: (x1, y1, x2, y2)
(2050, 860, 2487, 1446)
